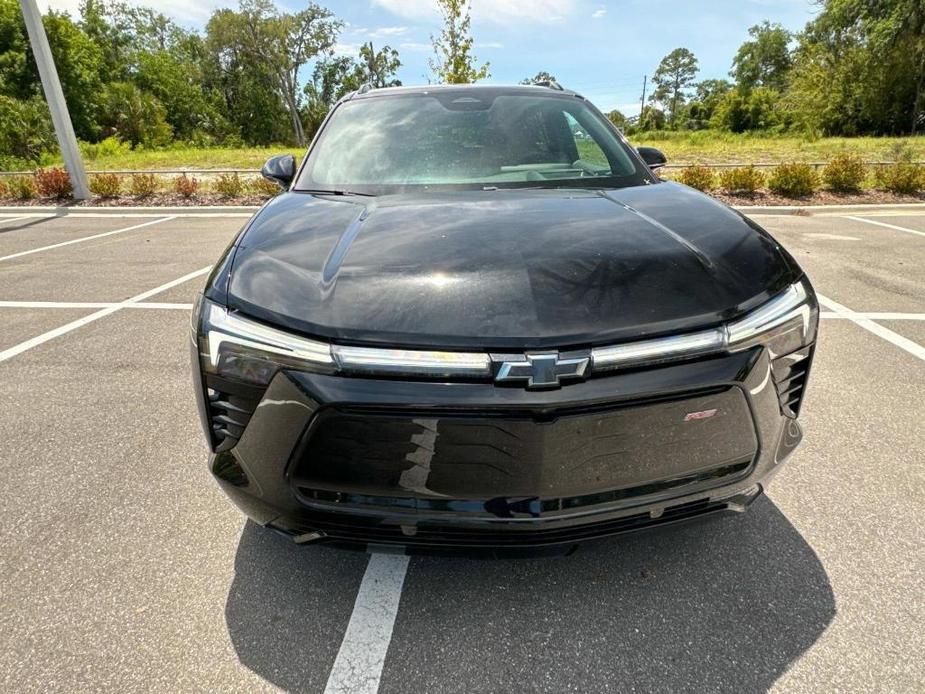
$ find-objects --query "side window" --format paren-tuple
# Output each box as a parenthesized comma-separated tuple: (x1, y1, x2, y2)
(563, 112, 610, 169)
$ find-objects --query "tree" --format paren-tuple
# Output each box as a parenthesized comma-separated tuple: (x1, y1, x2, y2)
(638, 105, 666, 131)
(0, 94, 55, 166)
(135, 50, 226, 141)
(429, 0, 489, 84)
(78, 0, 134, 81)
(520, 71, 556, 85)
(711, 87, 782, 132)
(234, 0, 341, 146)
(785, 0, 923, 135)
(41, 11, 105, 140)
(203, 7, 291, 145)
(651, 48, 698, 127)
(357, 42, 401, 88)
(606, 110, 626, 128)
(303, 56, 361, 137)
(731, 22, 793, 92)
(827, 0, 925, 133)
(98, 81, 171, 146)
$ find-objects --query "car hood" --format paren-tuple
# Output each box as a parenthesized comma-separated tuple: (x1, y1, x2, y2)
(224, 182, 800, 350)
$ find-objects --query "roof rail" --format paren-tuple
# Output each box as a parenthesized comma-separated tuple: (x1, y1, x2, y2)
(535, 79, 564, 91)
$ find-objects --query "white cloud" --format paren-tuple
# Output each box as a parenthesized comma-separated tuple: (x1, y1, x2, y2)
(373, 0, 576, 24)
(476, 41, 504, 49)
(592, 7, 606, 19)
(369, 26, 410, 39)
(333, 42, 362, 57)
(399, 41, 433, 52)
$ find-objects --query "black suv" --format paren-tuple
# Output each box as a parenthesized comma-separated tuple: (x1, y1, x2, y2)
(191, 84, 818, 553)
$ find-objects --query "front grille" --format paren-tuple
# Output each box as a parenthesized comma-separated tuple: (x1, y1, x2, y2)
(289, 388, 758, 507)
(771, 346, 812, 417)
(296, 458, 752, 518)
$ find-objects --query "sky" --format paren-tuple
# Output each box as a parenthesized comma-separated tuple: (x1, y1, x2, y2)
(40, 0, 821, 114)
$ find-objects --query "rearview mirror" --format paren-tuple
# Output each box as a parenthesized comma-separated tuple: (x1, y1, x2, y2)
(637, 147, 668, 171)
(261, 154, 296, 188)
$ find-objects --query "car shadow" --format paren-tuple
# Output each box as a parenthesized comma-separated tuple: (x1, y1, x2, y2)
(225, 497, 835, 693)
(224, 525, 369, 694)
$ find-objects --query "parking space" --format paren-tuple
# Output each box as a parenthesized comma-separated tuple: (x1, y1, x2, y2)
(751, 214, 925, 313)
(0, 209, 923, 692)
(0, 215, 167, 259)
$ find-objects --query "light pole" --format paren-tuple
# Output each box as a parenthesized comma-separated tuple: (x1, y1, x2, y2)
(19, 0, 90, 200)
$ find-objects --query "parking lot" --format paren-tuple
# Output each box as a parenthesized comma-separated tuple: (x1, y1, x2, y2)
(0, 206, 923, 693)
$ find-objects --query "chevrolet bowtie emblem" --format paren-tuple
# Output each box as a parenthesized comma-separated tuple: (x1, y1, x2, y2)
(495, 353, 590, 389)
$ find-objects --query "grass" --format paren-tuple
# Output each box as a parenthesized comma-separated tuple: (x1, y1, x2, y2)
(63, 145, 303, 172)
(26, 131, 925, 172)
(631, 131, 925, 165)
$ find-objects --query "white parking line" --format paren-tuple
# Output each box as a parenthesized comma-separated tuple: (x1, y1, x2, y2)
(0, 216, 175, 263)
(820, 311, 925, 320)
(817, 294, 925, 362)
(843, 215, 925, 239)
(0, 300, 194, 310)
(0, 215, 28, 226)
(0, 266, 210, 364)
(324, 553, 410, 694)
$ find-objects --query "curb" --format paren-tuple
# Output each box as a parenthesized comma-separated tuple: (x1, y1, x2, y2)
(1, 202, 923, 217)
(0, 205, 261, 216)
(732, 203, 925, 215)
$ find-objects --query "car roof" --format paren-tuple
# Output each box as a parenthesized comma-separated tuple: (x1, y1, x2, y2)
(346, 83, 585, 101)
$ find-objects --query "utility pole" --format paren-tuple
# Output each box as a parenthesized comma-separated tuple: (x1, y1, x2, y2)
(19, 0, 90, 200)
(639, 75, 647, 121)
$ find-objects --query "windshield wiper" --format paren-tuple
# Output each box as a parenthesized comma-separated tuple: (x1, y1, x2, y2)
(301, 188, 377, 197)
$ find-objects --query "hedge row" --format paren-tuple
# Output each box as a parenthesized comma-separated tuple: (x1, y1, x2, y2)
(0, 169, 282, 200)
(674, 156, 925, 196)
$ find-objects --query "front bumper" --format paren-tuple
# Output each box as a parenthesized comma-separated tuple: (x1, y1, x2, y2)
(198, 344, 808, 553)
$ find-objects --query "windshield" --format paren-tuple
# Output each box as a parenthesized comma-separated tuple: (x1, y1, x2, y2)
(295, 90, 653, 195)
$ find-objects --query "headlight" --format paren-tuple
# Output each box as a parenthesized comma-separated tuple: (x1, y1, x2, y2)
(593, 278, 818, 370)
(197, 298, 335, 386)
(726, 280, 817, 359)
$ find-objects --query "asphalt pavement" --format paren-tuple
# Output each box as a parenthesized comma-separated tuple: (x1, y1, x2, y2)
(0, 206, 922, 693)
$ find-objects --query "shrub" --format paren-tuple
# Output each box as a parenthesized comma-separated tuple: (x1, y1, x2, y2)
(677, 165, 716, 192)
(7, 176, 36, 199)
(718, 166, 765, 194)
(129, 173, 158, 198)
(874, 163, 923, 195)
(822, 154, 867, 193)
(767, 163, 818, 197)
(0, 178, 7, 198)
(80, 136, 131, 161)
(213, 173, 244, 198)
(248, 176, 281, 197)
(710, 87, 782, 133)
(89, 173, 122, 198)
(34, 167, 73, 198)
(173, 175, 199, 198)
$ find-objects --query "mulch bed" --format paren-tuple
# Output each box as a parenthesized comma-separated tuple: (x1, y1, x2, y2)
(710, 189, 925, 206)
(0, 193, 273, 207)
(1, 190, 923, 207)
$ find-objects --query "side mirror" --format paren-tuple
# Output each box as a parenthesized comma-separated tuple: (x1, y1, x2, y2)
(261, 154, 296, 188)
(637, 147, 668, 171)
